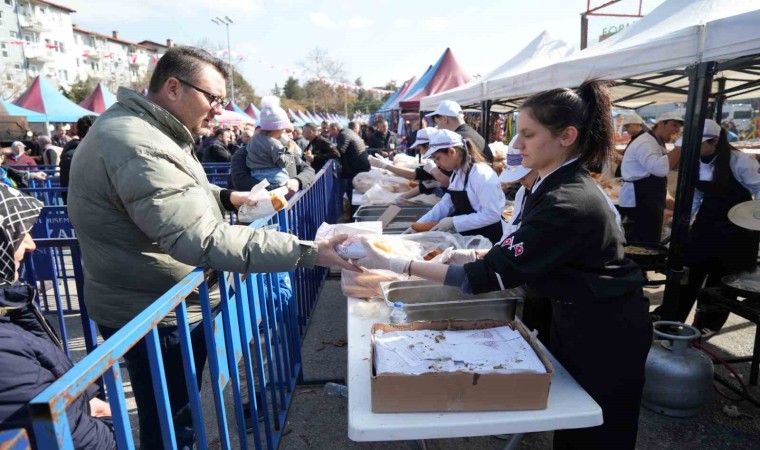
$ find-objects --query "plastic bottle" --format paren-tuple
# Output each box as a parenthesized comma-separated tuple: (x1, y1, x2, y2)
(324, 382, 348, 398)
(389, 301, 408, 325)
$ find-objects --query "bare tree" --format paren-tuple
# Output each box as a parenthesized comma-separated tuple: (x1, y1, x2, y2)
(297, 46, 348, 82)
(298, 47, 349, 112)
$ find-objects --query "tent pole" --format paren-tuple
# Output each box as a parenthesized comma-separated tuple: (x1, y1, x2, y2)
(714, 78, 727, 121)
(580, 13, 589, 50)
(483, 100, 493, 144)
(661, 61, 716, 320)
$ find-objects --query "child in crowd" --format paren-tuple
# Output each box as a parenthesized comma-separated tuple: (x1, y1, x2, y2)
(246, 96, 294, 187)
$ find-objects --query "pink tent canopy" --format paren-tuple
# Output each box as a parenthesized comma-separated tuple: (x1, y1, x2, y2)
(215, 109, 255, 127)
(244, 103, 258, 120)
(398, 48, 473, 111)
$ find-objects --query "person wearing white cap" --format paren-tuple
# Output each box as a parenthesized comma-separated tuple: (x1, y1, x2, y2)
(613, 114, 647, 177)
(656, 119, 760, 328)
(619, 109, 683, 243)
(7, 141, 37, 168)
(425, 100, 491, 162)
(368, 127, 450, 191)
(407, 129, 505, 243)
(498, 135, 537, 239)
(245, 96, 295, 186)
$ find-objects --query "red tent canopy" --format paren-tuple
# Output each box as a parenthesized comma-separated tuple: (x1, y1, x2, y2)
(398, 48, 473, 111)
(244, 103, 258, 120)
(79, 82, 117, 114)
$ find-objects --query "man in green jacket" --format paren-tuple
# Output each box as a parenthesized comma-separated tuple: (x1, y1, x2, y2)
(68, 46, 352, 450)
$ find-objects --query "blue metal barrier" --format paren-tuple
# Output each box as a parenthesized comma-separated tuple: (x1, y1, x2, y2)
(20, 187, 66, 207)
(25, 161, 342, 450)
(0, 429, 30, 450)
(202, 162, 231, 188)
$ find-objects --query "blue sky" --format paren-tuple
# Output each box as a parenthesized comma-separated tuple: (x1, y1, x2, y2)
(66, 0, 666, 95)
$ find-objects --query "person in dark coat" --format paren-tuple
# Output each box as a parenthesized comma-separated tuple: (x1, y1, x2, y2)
(201, 128, 233, 163)
(60, 115, 97, 204)
(356, 81, 652, 450)
(302, 123, 340, 172)
(328, 122, 370, 213)
(0, 185, 116, 449)
(365, 118, 398, 156)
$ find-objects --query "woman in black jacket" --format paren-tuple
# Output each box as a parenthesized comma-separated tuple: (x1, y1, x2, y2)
(0, 185, 116, 449)
(356, 81, 652, 450)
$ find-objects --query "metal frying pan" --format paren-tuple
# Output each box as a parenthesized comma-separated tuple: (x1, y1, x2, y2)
(721, 271, 760, 299)
(624, 242, 669, 266)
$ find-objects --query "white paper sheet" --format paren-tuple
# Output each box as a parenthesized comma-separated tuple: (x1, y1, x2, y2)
(374, 326, 547, 376)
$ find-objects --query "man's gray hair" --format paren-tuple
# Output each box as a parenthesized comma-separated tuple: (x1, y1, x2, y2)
(329, 122, 342, 130)
(37, 135, 52, 146)
(303, 123, 317, 132)
(148, 46, 230, 94)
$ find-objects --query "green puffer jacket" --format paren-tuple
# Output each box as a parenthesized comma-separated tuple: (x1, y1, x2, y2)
(68, 88, 314, 328)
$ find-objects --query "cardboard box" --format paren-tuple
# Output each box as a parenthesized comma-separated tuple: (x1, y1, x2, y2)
(370, 319, 553, 413)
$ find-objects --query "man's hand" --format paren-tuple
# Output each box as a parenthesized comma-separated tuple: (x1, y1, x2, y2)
(315, 234, 361, 272)
(229, 191, 256, 208)
(284, 179, 300, 198)
(31, 171, 47, 181)
(89, 397, 112, 418)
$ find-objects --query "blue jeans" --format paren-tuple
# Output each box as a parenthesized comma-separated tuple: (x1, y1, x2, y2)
(249, 167, 289, 186)
(99, 317, 209, 450)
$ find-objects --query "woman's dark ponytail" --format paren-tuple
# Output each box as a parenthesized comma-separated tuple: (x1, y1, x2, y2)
(575, 80, 613, 168)
(521, 79, 614, 169)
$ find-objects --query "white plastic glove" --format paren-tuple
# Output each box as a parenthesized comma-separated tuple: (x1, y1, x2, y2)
(440, 249, 478, 265)
(422, 159, 438, 174)
(401, 227, 415, 234)
(369, 154, 389, 169)
(430, 217, 455, 232)
(353, 236, 411, 274)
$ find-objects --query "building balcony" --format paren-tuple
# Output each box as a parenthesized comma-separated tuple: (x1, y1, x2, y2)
(25, 47, 55, 63)
(18, 15, 51, 33)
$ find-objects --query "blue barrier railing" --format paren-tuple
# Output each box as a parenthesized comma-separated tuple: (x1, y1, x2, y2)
(25, 161, 341, 450)
(0, 429, 30, 450)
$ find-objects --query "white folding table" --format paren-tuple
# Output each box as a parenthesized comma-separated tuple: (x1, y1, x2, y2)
(346, 297, 603, 447)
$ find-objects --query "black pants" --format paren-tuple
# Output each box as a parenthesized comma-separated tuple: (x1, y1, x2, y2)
(99, 319, 208, 450)
(677, 261, 731, 330)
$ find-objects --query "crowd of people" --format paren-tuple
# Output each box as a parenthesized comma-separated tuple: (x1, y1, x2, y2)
(0, 42, 757, 450)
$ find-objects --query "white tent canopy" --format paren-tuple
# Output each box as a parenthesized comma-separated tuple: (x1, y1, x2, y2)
(420, 31, 574, 110)
(477, 0, 760, 109)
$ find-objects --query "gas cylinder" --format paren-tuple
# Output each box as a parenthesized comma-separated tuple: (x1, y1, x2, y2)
(642, 321, 714, 417)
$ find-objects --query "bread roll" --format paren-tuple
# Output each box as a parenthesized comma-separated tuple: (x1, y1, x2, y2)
(424, 248, 443, 261)
(270, 193, 287, 211)
(372, 241, 392, 253)
(411, 221, 438, 232)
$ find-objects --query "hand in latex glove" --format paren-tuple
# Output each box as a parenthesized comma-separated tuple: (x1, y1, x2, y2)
(353, 236, 411, 274)
(422, 159, 438, 174)
(401, 227, 415, 234)
(316, 234, 361, 272)
(369, 154, 388, 169)
(440, 249, 478, 265)
(430, 217, 455, 232)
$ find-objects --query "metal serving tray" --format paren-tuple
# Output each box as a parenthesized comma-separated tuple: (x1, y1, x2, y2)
(381, 280, 520, 322)
(353, 205, 432, 221)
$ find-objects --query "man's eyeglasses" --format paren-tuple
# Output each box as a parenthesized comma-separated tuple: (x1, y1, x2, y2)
(176, 78, 228, 108)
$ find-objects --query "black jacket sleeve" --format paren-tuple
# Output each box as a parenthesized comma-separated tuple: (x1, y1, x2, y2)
(463, 194, 591, 293)
(293, 155, 316, 189)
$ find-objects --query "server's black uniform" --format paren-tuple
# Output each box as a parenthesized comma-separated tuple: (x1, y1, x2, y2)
(676, 159, 759, 327)
(463, 161, 652, 449)
(621, 131, 668, 244)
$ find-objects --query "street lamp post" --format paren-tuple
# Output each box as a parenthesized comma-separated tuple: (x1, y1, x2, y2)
(211, 16, 234, 104)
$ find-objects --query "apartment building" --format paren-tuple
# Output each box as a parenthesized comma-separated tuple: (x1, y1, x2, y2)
(0, 0, 172, 100)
